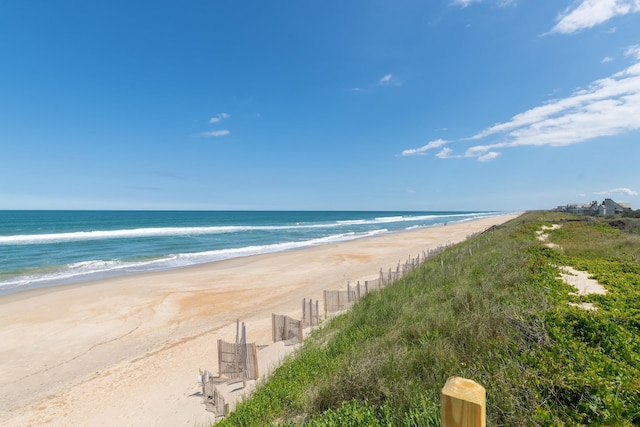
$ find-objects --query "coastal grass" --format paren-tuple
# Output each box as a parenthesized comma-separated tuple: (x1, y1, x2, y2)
(216, 212, 640, 426)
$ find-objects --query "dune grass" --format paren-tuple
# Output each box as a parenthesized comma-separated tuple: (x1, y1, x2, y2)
(216, 212, 640, 426)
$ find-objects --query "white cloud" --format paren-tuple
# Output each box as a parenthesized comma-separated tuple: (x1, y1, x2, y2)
(602, 56, 614, 63)
(401, 56, 640, 162)
(378, 74, 393, 85)
(595, 187, 639, 196)
(452, 0, 516, 7)
(626, 44, 640, 59)
(550, 0, 640, 34)
(209, 113, 230, 123)
(376, 73, 402, 87)
(401, 139, 449, 156)
(477, 152, 501, 162)
(436, 147, 455, 158)
(200, 129, 230, 137)
(452, 0, 482, 7)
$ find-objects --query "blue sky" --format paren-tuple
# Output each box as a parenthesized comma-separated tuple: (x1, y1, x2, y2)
(1, 0, 639, 211)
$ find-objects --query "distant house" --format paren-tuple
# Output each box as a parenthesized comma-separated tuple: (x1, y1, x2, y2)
(555, 199, 632, 216)
(603, 198, 632, 215)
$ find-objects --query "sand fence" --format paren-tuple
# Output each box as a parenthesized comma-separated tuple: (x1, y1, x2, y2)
(197, 242, 463, 419)
(302, 298, 320, 327)
(272, 313, 304, 345)
(199, 369, 229, 417)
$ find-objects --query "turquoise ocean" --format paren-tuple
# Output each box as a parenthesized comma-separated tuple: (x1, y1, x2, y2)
(0, 210, 502, 296)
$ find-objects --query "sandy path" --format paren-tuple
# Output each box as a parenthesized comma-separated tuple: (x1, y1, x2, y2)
(0, 213, 520, 427)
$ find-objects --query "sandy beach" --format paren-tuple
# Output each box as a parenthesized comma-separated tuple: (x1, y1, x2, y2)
(0, 213, 520, 427)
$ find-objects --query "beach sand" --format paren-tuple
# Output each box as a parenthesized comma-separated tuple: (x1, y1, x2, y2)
(0, 213, 521, 427)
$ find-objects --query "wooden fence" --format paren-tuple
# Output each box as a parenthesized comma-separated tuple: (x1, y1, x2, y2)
(272, 313, 304, 344)
(347, 281, 370, 300)
(323, 288, 356, 316)
(364, 276, 383, 290)
(321, 250, 451, 317)
(217, 338, 259, 380)
(199, 368, 228, 417)
(302, 298, 320, 327)
(201, 243, 474, 419)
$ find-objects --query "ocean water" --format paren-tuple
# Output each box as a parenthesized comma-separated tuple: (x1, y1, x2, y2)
(0, 210, 501, 296)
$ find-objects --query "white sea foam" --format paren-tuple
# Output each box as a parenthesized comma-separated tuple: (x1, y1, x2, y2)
(0, 226, 266, 245)
(0, 213, 485, 245)
(0, 229, 388, 292)
(0, 224, 349, 245)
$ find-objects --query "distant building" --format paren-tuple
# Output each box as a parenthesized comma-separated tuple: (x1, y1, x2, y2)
(555, 198, 632, 216)
(603, 198, 632, 215)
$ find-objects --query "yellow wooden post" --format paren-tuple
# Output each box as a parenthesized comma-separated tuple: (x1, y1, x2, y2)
(441, 376, 486, 427)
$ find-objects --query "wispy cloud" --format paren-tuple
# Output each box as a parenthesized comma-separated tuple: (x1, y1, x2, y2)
(401, 139, 449, 156)
(549, 0, 640, 34)
(626, 44, 640, 59)
(378, 74, 394, 85)
(200, 129, 230, 137)
(477, 152, 501, 162)
(352, 74, 400, 92)
(402, 53, 640, 161)
(595, 187, 639, 196)
(452, 0, 482, 7)
(451, 0, 516, 7)
(209, 112, 230, 123)
(602, 56, 614, 63)
(199, 113, 231, 137)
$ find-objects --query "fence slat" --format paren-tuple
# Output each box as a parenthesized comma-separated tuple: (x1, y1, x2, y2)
(200, 368, 227, 417)
(272, 313, 304, 344)
(217, 339, 259, 380)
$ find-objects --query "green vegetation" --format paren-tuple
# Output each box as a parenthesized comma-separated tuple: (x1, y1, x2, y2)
(216, 212, 640, 426)
(622, 209, 640, 219)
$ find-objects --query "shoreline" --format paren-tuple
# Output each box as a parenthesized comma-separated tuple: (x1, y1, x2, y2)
(0, 212, 506, 298)
(0, 221, 445, 301)
(0, 213, 521, 427)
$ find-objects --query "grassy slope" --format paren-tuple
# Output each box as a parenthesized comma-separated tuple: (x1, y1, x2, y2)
(216, 212, 640, 426)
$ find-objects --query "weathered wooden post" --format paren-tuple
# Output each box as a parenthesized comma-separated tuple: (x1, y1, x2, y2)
(252, 343, 259, 380)
(283, 315, 288, 342)
(240, 322, 247, 384)
(323, 290, 328, 318)
(235, 319, 240, 378)
(302, 298, 306, 326)
(272, 313, 276, 342)
(441, 377, 486, 427)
